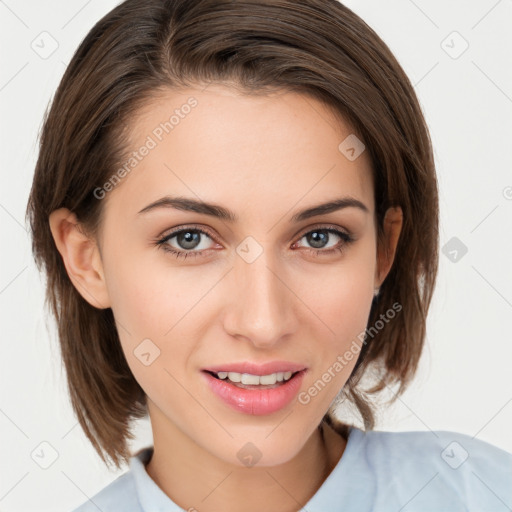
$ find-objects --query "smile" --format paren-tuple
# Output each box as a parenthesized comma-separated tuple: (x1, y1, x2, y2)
(201, 369, 307, 415)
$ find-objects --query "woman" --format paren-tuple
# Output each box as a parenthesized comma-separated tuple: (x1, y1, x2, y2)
(25, 0, 512, 510)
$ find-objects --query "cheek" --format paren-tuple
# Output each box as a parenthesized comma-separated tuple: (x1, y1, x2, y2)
(102, 259, 195, 402)
(296, 285, 372, 418)
(314, 265, 372, 317)
(102, 236, 200, 334)
(294, 245, 376, 387)
(101, 244, 217, 382)
(298, 241, 376, 335)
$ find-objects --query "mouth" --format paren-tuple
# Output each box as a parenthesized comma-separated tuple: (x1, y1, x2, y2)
(201, 368, 308, 415)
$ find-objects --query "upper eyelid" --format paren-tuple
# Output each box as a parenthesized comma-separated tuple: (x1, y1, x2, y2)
(160, 224, 218, 243)
(295, 223, 351, 238)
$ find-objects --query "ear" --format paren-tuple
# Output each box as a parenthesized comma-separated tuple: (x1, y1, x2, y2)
(48, 208, 111, 309)
(375, 206, 403, 289)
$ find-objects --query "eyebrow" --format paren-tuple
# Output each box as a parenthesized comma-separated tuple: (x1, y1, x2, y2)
(137, 195, 369, 223)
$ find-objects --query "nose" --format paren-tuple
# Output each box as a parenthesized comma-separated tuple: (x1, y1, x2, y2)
(222, 245, 297, 349)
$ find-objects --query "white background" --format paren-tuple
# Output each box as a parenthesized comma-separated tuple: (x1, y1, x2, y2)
(1, 1, 511, 511)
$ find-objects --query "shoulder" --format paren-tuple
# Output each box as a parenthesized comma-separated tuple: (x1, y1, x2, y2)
(359, 428, 512, 469)
(70, 469, 140, 512)
(348, 427, 512, 510)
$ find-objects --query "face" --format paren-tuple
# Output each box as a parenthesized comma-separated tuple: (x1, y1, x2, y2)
(61, 84, 395, 467)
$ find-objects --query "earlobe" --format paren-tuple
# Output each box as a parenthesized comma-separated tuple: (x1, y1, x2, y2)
(48, 208, 111, 309)
(375, 206, 403, 289)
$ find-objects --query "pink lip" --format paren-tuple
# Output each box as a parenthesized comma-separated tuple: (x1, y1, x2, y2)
(202, 369, 307, 415)
(203, 361, 307, 375)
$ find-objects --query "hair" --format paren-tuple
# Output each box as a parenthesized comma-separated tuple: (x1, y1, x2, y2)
(26, 0, 439, 469)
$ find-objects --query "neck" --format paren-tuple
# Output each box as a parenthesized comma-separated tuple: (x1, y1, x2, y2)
(145, 408, 346, 512)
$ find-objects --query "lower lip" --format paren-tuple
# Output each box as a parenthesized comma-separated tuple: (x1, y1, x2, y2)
(202, 370, 307, 415)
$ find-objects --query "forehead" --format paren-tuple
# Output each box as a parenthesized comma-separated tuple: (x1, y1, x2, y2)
(102, 84, 374, 223)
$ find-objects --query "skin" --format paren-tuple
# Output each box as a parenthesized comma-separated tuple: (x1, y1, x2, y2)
(49, 84, 402, 512)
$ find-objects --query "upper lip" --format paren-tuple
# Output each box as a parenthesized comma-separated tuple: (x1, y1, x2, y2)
(203, 361, 308, 376)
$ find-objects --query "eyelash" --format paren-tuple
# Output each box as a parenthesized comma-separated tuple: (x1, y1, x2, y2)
(154, 224, 354, 260)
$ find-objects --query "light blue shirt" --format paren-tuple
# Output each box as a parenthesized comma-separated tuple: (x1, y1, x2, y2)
(72, 426, 512, 511)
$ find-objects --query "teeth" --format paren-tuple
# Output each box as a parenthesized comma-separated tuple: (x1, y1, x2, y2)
(215, 371, 294, 385)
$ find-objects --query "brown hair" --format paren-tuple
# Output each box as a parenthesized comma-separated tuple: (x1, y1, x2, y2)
(26, 0, 439, 469)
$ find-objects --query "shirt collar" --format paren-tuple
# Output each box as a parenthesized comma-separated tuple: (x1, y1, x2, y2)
(130, 446, 183, 511)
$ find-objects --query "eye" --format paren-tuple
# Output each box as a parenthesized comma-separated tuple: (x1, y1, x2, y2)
(293, 225, 354, 256)
(154, 224, 355, 260)
(154, 226, 218, 259)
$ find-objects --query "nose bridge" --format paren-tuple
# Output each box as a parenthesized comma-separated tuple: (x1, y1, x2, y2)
(225, 240, 295, 346)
